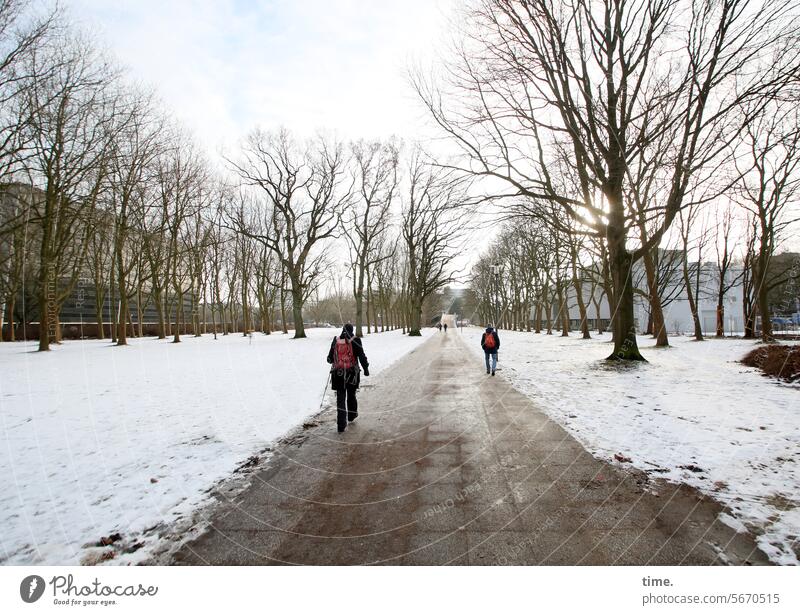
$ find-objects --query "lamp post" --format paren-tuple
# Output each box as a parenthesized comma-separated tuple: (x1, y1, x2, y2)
(491, 263, 501, 328)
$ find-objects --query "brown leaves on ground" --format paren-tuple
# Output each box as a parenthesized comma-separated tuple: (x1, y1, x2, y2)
(741, 345, 800, 383)
(98, 533, 122, 546)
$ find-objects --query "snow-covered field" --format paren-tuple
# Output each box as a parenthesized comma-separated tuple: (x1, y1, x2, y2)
(464, 328, 799, 565)
(0, 328, 428, 565)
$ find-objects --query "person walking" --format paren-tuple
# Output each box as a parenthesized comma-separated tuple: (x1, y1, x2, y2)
(443, 322, 448, 332)
(327, 323, 370, 432)
(481, 325, 500, 376)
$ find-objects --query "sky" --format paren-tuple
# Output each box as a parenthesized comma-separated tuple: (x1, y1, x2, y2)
(62, 0, 480, 285)
(67, 0, 457, 156)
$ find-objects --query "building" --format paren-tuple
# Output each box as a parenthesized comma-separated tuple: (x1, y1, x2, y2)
(546, 257, 747, 336)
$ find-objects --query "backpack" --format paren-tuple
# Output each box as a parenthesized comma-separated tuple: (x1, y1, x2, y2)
(484, 332, 496, 350)
(333, 337, 356, 370)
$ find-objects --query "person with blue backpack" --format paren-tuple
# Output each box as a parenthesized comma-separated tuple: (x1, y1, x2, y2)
(326, 323, 370, 432)
(481, 325, 500, 376)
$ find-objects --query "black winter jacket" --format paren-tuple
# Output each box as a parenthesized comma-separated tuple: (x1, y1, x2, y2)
(480, 329, 500, 353)
(327, 333, 369, 389)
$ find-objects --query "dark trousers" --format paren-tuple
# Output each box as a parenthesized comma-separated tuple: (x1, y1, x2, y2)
(336, 384, 358, 429)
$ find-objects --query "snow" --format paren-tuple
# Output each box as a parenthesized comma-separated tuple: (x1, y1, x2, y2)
(464, 328, 800, 565)
(0, 327, 428, 565)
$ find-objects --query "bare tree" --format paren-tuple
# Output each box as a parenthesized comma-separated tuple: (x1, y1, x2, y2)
(204, 192, 232, 339)
(415, 0, 800, 360)
(0, 182, 38, 340)
(402, 153, 467, 336)
(0, 0, 57, 183)
(345, 138, 399, 337)
(373, 235, 399, 331)
(21, 33, 119, 350)
(678, 203, 711, 341)
(711, 203, 743, 337)
(0, 3, 58, 341)
(141, 184, 169, 339)
(156, 133, 208, 343)
(228, 129, 350, 339)
(733, 105, 800, 342)
(108, 91, 165, 345)
(85, 202, 112, 338)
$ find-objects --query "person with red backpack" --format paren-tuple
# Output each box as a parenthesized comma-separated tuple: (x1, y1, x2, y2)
(326, 323, 370, 432)
(480, 325, 500, 376)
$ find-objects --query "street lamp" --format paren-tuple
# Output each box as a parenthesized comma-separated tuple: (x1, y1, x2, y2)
(491, 263, 501, 328)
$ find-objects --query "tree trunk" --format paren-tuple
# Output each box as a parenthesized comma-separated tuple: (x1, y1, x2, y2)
(279, 284, 288, 334)
(572, 277, 591, 339)
(93, 287, 105, 340)
(544, 294, 552, 335)
(753, 256, 773, 342)
(37, 259, 54, 351)
(756, 274, 772, 343)
(172, 292, 182, 343)
(606, 229, 645, 360)
(594, 300, 605, 334)
(354, 287, 364, 337)
(682, 260, 704, 341)
(640, 243, 668, 347)
(408, 297, 422, 336)
(154, 291, 166, 339)
(211, 299, 218, 340)
(556, 284, 569, 337)
(241, 281, 249, 336)
(369, 286, 378, 334)
(53, 311, 62, 344)
(290, 280, 306, 338)
(137, 288, 144, 338)
(116, 290, 128, 346)
(743, 271, 755, 338)
(365, 286, 371, 334)
(600, 244, 616, 343)
(8, 296, 16, 341)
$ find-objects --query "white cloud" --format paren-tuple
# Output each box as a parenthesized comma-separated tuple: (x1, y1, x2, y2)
(67, 0, 455, 156)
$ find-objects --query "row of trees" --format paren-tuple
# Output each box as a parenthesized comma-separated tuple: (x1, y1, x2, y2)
(0, 2, 469, 351)
(226, 132, 469, 339)
(416, 0, 800, 359)
(470, 201, 799, 345)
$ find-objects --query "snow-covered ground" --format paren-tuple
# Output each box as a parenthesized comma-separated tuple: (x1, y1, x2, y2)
(0, 328, 428, 565)
(464, 328, 800, 565)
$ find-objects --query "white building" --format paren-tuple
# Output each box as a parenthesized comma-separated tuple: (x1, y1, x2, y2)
(550, 259, 746, 336)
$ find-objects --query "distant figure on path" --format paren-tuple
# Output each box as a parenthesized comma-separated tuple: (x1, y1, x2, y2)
(481, 325, 500, 376)
(327, 323, 370, 433)
(437, 323, 442, 332)
(443, 323, 448, 332)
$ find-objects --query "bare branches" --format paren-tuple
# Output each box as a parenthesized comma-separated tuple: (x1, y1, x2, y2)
(402, 149, 471, 334)
(227, 129, 351, 338)
(416, 0, 800, 359)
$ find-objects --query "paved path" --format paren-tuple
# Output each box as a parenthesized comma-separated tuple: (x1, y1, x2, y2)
(172, 331, 769, 565)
